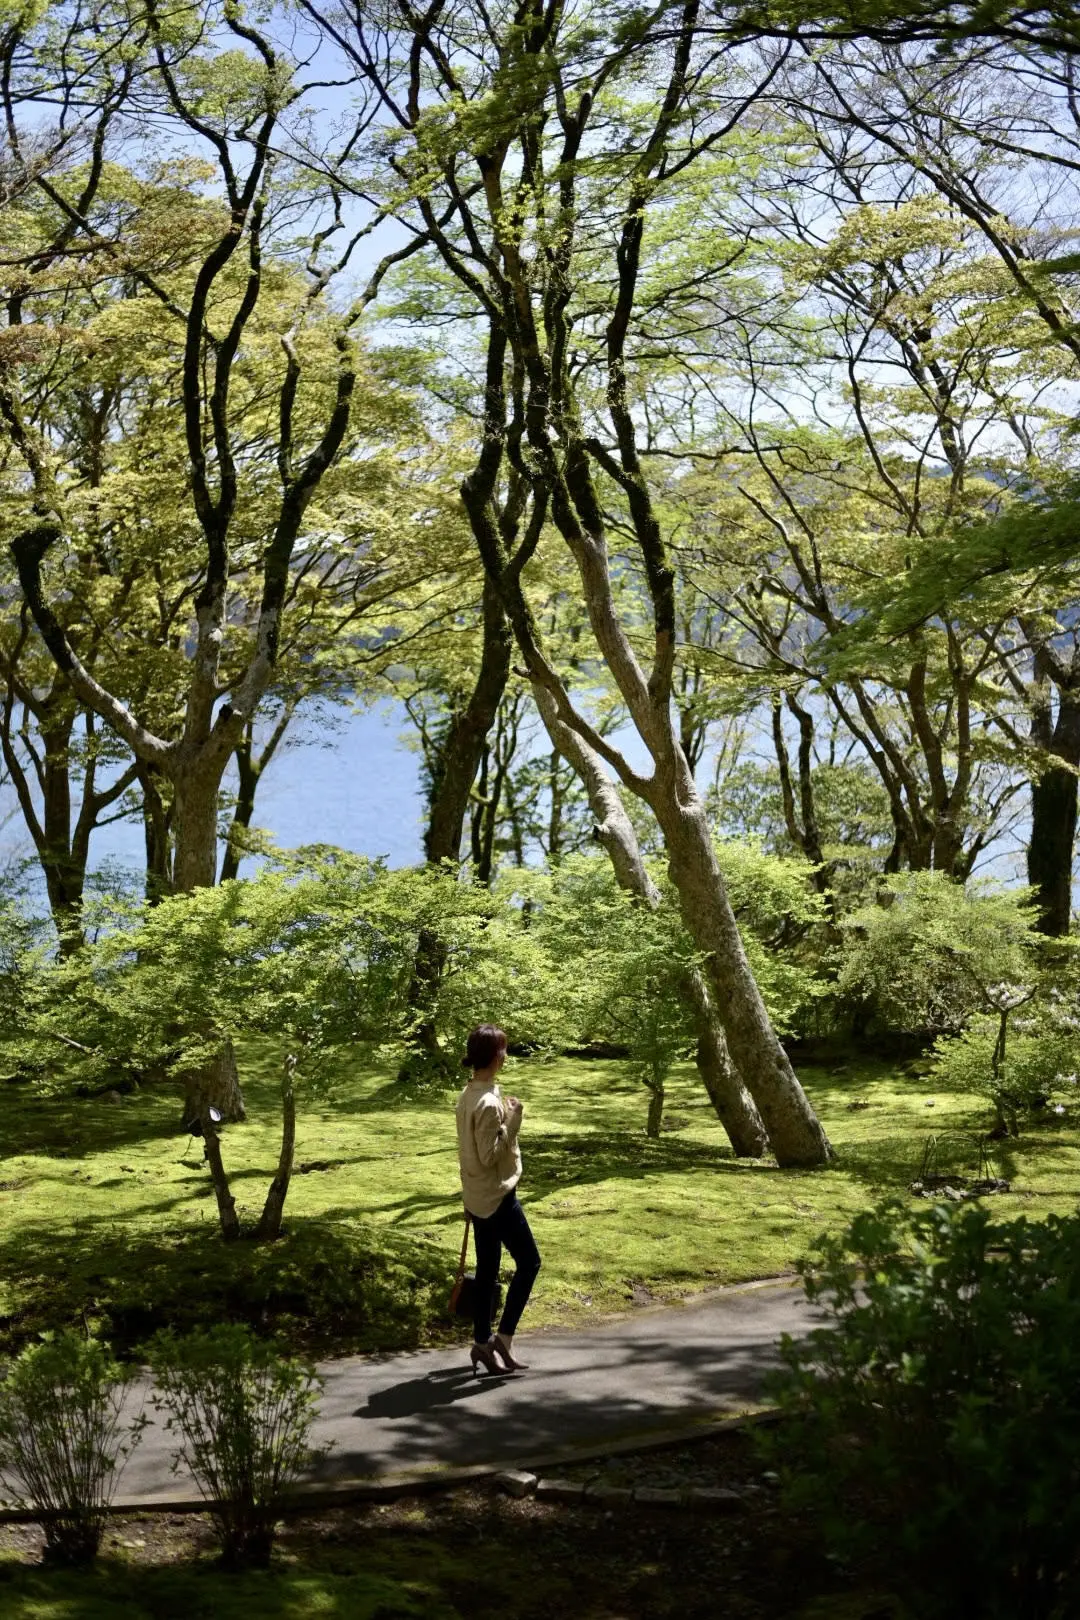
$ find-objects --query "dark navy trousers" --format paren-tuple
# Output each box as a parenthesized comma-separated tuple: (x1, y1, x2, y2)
(469, 1191, 541, 1343)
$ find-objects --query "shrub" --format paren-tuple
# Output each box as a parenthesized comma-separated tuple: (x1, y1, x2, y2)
(149, 1325, 323, 1568)
(930, 1017, 1080, 1133)
(763, 1199, 1080, 1618)
(837, 871, 1038, 1038)
(0, 1333, 145, 1565)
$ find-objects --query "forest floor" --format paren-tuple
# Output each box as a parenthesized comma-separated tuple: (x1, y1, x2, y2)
(0, 1425, 897, 1619)
(2, 1048, 1078, 1358)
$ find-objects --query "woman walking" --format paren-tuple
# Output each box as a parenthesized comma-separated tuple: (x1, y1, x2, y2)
(455, 1024, 542, 1375)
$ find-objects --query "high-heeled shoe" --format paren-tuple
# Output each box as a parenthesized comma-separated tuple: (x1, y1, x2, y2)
(491, 1334, 528, 1371)
(469, 1341, 499, 1376)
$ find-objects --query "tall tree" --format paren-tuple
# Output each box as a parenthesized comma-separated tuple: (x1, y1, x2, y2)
(313, 0, 832, 1163)
(2, 3, 422, 1138)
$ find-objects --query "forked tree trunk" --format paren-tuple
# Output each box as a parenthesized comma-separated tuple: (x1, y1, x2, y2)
(531, 685, 767, 1158)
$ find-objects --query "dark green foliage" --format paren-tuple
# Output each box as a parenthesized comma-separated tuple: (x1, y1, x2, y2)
(764, 1199, 1080, 1618)
(0, 1216, 448, 1362)
(0, 1333, 145, 1566)
(149, 1326, 321, 1569)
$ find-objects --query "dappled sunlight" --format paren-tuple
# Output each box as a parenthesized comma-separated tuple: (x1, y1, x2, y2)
(3, 1050, 1080, 1356)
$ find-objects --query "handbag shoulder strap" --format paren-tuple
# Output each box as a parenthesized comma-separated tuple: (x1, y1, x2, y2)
(455, 1211, 471, 1282)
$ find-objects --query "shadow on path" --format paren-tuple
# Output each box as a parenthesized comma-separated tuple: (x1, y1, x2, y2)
(360, 1368, 516, 1420)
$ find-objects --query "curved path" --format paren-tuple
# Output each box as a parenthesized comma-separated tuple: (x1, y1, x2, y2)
(114, 1279, 823, 1507)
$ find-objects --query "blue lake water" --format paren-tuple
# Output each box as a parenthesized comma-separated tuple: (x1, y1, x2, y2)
(0, 696, 1029, 893)
(0, 702, 427, 885)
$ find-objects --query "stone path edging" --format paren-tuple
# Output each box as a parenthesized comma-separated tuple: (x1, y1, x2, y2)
(0, 1406, 781, 1524)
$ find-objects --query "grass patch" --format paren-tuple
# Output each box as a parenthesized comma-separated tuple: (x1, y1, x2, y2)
(2, 1048, 1079, 1356)
(0, 1557, 459, 1619)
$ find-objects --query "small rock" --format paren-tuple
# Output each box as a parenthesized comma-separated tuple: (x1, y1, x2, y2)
(494, 1469, 537, 1499)
(102, 1090, 123, 1105)
(536, 1478, 585, 1502)
(584, 1482, 633, 1504)
(689, 1487, 746, 1512)
(633, 1486, 682, 1508)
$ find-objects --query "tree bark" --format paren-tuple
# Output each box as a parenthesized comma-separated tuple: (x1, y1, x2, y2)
(171, 769, 246, 1123)
(199, 1109, 241, 1243)
(655, 796, 832, 1168)
(255, 1053, 297, 1241)
(137, 763, 173, 904)
(645, 1079, 664, 1139)
(423, 579, 513, 868)
(180, 1038, 245, 1129)
(1027, 675, 1080, 937)
(1028, 764, 1077, 937)
(400, 577, 513, 1078)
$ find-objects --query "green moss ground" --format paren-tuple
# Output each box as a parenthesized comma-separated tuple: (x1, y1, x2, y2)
(1, 1049, 1078, 1356)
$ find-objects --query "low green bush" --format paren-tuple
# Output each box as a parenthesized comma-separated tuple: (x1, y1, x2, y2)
(0, 1333, 145, 1566)
(764, 1199, 1080, 1619)
(149, 1325, 322, 1569)
(0, 1217, 450, 1362)
(930, 1018, 1079, 1133)
(837, 871, 1040, 1039)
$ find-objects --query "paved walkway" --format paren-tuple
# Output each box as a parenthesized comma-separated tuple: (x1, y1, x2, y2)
(115, 1280, 822, 1506)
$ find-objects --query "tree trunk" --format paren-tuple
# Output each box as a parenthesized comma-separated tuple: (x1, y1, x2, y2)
(220, 731, 259, 885)
(400, 578, 512, 1079)
(256, 1054, 297, 1241)
(423, 580, 513, 867)
(680, 964, 768, 1158)
(172, 770, 220, 892)
(199, 1109, 241, 1242)
(645, 1078, 664, 1139)
(137, 764, 173, 903)
(657, 802, 833, 1168)
(531, 684, 768, 1158)
(180, 1038, 246, 1128)
(1027, 683, 1080, 938)
(172, 772, 246, 1124)
(39, 714, 85, 956)
(1028, 763, 1078, 936)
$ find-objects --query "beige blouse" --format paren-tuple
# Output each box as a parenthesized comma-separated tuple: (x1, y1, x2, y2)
(455, 1076, 523, 1218)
